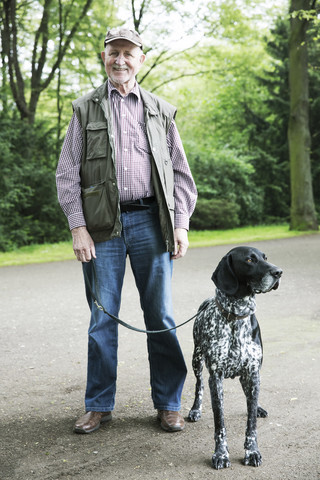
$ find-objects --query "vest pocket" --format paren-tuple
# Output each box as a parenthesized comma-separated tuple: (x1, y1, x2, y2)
(81, 182, 117, 232)
(86, 122, 108, 160)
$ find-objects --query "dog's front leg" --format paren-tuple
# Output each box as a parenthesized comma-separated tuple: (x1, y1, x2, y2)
(208, 373, 231, 469)
(188, 345, 204, 422)
(239, 376, 268, 418)
(242, 372, 262, 467)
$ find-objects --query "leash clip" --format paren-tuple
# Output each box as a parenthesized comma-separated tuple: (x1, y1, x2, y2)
(94, 300, 104, 311)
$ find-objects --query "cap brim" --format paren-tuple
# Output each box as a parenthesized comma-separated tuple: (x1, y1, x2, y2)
(104, 36, 142, 47)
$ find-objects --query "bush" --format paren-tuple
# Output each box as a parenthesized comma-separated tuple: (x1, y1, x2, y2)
(190, 198, 240, 230)
(0, 116, 70, 251)
(189, 149, 264, 227)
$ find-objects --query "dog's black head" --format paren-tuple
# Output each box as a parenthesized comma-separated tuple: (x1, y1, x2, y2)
(212, 246, 282, 297)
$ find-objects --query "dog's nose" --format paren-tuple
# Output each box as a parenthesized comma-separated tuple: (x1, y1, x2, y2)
(272, 268, 283, 278)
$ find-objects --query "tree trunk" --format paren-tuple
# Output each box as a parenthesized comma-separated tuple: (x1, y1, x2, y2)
(1, 0, 93, 124)
(288, 0, 318, 230)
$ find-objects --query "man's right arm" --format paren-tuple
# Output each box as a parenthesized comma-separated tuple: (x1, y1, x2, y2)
(56, 113, 95, 262)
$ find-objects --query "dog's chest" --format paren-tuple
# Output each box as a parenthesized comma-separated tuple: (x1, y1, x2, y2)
(195, 300, 262, 378)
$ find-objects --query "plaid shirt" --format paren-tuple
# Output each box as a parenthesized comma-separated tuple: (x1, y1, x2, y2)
(56, 80, 197, 231)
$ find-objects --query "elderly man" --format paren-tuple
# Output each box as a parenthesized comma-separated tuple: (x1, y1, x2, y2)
(56, 28, 197, 434)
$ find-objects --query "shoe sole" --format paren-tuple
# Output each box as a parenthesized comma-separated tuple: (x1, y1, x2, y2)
(74, 414, 112, 434)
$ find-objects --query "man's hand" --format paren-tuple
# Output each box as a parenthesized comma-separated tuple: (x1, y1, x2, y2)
(171, 228, 189, 260)
(72, 226, 96, 262)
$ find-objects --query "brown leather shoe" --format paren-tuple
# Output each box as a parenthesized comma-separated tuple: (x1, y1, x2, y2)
(157, 410, 185, 432)
(74, 411, 112, 434)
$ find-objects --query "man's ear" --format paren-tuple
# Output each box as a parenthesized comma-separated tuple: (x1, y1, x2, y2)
(101, 51, 106, 63)
(139, 53, 146, 65)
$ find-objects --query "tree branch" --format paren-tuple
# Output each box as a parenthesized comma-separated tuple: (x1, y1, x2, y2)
(138, 39, 202, 84)
(150, 70, 213, 93)
(31, 0, 52, 92)
(2, 0, 28, 117)
(39, 0, 94, 92)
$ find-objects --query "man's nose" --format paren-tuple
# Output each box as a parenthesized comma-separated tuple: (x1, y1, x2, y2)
(115, 53, 125, 65)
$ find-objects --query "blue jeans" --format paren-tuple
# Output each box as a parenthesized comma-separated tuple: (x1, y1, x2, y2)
(82, 203, 187, 412)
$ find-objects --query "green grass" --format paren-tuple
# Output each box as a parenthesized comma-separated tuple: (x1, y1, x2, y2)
(0, 241, 74, 267)
(0, 225, 318, 267)
(188, 224, 318, 247)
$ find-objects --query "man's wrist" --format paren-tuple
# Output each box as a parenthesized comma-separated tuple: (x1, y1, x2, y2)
(174, 213, 190, 231)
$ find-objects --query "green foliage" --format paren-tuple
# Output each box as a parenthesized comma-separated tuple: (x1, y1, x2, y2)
(0, 116, 69, 251)
(1, 0, 317, 246)
(245, 15, 320, 217)
(190, 150, 264, 228)
(190, 198, 240, 230)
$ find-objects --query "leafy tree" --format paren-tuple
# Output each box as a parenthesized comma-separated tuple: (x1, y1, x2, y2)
(244, 19, 292, 222)
(1, 0, 97, 123)
(0, 115, 69, 250)
(165, 32, 274, 227)
(288, 0, 318, 230)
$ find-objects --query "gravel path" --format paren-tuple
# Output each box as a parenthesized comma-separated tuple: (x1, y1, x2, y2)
(1, 235, 319, 480)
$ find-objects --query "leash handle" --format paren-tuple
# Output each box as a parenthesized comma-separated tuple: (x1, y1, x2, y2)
(83, 259, 200, 334)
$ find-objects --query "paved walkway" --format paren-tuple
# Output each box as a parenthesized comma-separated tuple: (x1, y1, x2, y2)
(0, 235, 319, 479)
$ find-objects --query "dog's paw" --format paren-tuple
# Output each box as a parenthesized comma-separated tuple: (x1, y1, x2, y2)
(257, 406, 268, 418)
(212, 452, 231, 470)
(187, 409, 201, 422)
(243, 449, 262, 467)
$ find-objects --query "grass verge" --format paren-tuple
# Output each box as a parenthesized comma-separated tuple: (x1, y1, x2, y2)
(0, 225, 318, 267)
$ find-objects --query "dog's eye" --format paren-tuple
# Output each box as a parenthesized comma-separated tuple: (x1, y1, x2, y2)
(247, 256, 258, 263)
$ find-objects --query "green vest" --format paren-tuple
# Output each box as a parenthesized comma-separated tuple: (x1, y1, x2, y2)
(72, 81, 176, 251)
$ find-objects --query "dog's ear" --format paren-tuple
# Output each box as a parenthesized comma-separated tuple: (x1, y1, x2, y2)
(211, 253, 239, 295)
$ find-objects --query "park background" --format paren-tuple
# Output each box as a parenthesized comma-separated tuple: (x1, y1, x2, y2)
(1, 3, 320, 479)
(0, 0, 319, 254)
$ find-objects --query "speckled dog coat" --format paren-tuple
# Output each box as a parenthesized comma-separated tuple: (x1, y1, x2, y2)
(188, 246, 282, 470)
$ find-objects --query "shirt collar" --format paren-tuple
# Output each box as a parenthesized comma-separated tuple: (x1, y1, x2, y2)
(107, 79, 141, 102)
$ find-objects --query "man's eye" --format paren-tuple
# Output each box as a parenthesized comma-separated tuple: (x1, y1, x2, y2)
(247, 258, 253, 263)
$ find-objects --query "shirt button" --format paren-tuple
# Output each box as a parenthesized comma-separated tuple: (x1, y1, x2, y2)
(124, 148, 128, 152)
(124, 167, 128, 171)
(124, 187, 128, 191)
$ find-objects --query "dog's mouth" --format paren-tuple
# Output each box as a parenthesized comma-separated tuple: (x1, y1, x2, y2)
(251, 278, 281, 294)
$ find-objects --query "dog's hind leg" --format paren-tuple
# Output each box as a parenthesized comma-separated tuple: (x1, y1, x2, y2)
(209, 373, 231, 470)
(239, 376, 268, 418)
(188, 345, 204, 422)
(240, 372, 262, 467)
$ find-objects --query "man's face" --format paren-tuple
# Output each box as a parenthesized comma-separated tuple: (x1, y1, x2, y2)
(101, 39, 145, 92)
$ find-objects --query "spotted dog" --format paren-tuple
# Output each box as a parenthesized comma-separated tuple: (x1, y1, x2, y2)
(188, 246, 282, 469)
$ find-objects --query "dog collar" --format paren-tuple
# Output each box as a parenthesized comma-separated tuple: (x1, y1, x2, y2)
(215, 299, 251, 322)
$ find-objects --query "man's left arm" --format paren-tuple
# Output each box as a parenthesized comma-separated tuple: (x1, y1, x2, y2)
(167, 120, 198, 259)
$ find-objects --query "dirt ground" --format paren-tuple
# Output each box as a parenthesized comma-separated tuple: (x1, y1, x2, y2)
(1, 235, 320, 480)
